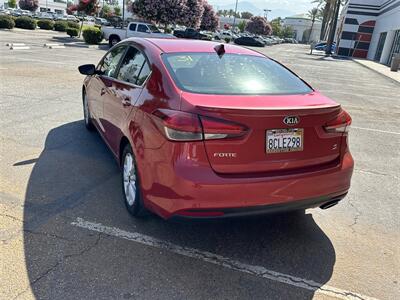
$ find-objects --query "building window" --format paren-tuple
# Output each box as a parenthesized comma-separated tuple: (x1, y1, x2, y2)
(374, 32, 387, 62)
(387, 30, 400, 65)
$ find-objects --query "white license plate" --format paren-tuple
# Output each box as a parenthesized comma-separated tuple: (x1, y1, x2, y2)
(266, 128, 304, 153)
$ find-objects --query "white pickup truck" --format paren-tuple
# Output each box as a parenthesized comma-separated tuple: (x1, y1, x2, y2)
(102, 22, 176, 47)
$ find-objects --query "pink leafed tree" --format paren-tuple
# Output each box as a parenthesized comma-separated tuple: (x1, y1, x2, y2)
(181, 0, 204, 29)
(68, 0, 100, 37)
(18, 0, 39, 11)
(132, 0, 187, 27)
(245, 16, 272, 35)
(200, 1, 219, 31)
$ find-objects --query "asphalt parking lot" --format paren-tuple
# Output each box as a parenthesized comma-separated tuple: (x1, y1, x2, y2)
(0, 29, 399, 300)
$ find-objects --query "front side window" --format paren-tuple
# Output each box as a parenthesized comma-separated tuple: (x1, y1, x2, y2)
(162, 53, 312, 95)
(117, 47, 151, 85)
(137, 24, 148, 33)
(99, 46, 126, 78)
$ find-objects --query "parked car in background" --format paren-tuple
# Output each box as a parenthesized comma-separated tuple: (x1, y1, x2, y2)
(66, 15, 79, 23)
(234, 36, 265, 47)
(86, 16, 96, 23)
(314, 42, 337, 52)
(102, 22, 175, 47)
(214, 31, 237, 41)
(173, 28, 209, 40)
(284, 38, 298, 44)
(95, 17, 110, 26)
(0, 9, 11, 15)
(78, 38, 353, 220)
(55, 14, 67, 21)
(37, 12, 54, 20)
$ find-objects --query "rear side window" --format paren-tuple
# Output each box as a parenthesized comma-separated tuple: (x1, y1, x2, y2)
(117, 46, 151, 85)
(99, 46, 126, 78)
(129, 23, 137, 31)
(162, 53, 312, 95)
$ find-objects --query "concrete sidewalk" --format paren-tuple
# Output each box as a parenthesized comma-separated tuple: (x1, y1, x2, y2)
(353, 58, 400, 84)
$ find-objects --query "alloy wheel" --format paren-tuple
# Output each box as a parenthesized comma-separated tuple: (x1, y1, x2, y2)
(123, 153, 137, 206)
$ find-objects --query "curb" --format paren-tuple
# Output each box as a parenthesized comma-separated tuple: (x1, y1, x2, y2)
(5, 43, 26, 47)
(10, 46, 30, 50)
(63, 42, 108, 49)
(352, 59, 400, 85)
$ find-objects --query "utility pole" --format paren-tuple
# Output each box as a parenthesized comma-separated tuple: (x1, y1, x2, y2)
(325, 0, 341, 55)
(122, 0, 125, 25)
(264, 9, 271, 20)
(232, 0, 238, 31)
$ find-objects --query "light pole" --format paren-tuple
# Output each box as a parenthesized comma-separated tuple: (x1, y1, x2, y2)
(232, 0, 238, 31)
(264, 9, 271, 20)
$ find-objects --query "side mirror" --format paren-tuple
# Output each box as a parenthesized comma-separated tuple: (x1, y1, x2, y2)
(78, 64, 96, 75)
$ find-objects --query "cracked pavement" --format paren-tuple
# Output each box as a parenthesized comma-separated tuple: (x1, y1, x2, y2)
(0, 29, 399, 299)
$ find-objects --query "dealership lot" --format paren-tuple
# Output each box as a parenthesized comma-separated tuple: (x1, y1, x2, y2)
(0, 30, 399, 299)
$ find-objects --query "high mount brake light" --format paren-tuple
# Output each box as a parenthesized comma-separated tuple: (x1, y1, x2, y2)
(152, 109, 247, 141)
(324, 110, 352, 133)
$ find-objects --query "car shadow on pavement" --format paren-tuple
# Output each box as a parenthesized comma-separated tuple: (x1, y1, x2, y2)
(23, 121, 336, 299)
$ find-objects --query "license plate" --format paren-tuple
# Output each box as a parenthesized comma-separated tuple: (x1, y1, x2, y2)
(266, 128, 304, 153)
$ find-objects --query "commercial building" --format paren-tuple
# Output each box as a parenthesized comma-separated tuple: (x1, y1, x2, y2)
(37, 0, 67, 14)
(283, 14, 322, 42)
(0, 0, 67, 14)
(337, 0, 400, 66)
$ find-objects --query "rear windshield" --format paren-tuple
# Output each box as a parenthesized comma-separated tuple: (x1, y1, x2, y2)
(162, 53, 312, 95)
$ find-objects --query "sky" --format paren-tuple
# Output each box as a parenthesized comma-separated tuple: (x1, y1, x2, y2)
(207, 0, 316, 19)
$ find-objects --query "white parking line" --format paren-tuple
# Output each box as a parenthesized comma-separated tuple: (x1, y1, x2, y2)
(71, 218, 378, 300)
(352, 126, 400, 135)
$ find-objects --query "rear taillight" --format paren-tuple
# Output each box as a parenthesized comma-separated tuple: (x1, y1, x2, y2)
(152, 109, 247, 141)
(324, 109, 352, 134)
(152, 109, 203, 141)
(200, 115, 248, 140)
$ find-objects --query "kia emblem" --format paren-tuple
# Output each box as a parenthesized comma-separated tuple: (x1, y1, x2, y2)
(283, 116, 300, 126)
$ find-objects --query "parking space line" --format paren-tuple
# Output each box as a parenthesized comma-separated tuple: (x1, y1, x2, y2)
(71, 217, 378, 300)
(352, 126, 400, 135)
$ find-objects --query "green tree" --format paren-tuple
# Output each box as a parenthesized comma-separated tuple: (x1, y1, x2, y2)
(281, 26, 294, 38)
(240, 11, 253, 19)
(270, 17, 282, 36)
(307, 7, 319, 42)
(8, 0, 16, 8)
(113, 5, 121, 16)
(100, 4, 111, 18)
(237, 20, 246, 32)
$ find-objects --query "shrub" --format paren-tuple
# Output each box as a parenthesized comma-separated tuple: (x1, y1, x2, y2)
(37, 19, 54, 30)
(67, 21, 79, 29)
(82, 27, 102, 44)
(66, 27, 79, 37)
(0, 15, 15, 29)
(15, 16, 36, 30)
(54, 21, 68, 31)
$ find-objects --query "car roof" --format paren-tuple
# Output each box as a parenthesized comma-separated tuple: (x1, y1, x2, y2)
(137, 38, 264, 56)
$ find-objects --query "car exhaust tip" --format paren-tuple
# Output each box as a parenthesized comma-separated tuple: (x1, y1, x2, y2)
(320, 200, 340, 210)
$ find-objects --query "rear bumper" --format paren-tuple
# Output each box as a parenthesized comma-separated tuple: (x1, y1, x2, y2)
(170, 192, 347, 220)
(140, 147, 354, 219)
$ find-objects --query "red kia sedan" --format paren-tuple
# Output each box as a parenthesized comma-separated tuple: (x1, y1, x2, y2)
(78, 38, 354, 220)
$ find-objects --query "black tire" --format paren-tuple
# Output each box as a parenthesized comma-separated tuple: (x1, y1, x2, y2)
(121, 144, 147, 217)
(109, 35, 120, 47)
(83, 90, 95, 131)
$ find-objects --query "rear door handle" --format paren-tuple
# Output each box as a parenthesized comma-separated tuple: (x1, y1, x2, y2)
(100, 88, 106, 96)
